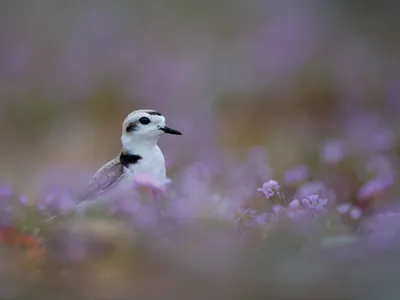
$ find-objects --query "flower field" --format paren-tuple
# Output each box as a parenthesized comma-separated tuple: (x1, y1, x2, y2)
(0, 1, 400, 299)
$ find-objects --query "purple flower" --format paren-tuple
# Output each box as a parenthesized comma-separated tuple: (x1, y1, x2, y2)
(210, 194, 238, 220)
(371, 128, 396, 152)
(349, 207, 362, 220)
(336, 203, 351, 214)
(301, 194, 328, 211)
(240, 207, 258, 218)
(38, 190, 75, 215)
(320, 139, 345, 164)
(19, 195, 29, 206)
(38, 203, 47, 211)
(272, 204, 284, 214)
(336, 203, 362, 220)
(286, 207, 308, 220)
(364, 212, 400, 242)
(358, 174, 394, 200)
(288, 199, 300, 210)
(253, 213, 269, 225)
(284, 165, 308, 185)
(0, 185, 13, 197)
(257, 180, 280, 199)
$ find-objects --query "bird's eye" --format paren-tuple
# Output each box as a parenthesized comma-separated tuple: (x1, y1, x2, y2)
(139, 117, 150, 125)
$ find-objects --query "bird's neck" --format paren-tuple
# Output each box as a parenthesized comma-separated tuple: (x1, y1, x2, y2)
(121, 137, 161, 158)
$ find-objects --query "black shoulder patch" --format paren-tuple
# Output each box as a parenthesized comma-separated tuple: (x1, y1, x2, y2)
(120, 153, 142, 167)
(147, 111, 162, 116)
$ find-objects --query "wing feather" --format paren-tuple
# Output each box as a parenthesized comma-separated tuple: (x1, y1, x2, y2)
(79, 156, 125, 202)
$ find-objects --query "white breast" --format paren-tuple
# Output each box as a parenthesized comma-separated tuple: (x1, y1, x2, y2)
(125, 145, 166, 184)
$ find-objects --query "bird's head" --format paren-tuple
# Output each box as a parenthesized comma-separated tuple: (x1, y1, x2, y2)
(121, 109, 182, 148)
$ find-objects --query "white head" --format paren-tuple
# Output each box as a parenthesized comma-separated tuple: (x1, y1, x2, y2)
(121, 109, 182, 150)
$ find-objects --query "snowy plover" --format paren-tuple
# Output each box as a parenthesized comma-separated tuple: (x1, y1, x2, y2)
(47, 109, 181, 220)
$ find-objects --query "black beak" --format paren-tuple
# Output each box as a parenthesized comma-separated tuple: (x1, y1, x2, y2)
(160, 126, 182, 135)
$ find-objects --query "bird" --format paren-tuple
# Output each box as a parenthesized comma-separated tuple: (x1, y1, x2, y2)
(46, 109, 182, 220)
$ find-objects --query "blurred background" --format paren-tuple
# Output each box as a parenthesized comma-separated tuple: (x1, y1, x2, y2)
(1, 0, 399, 194)
(1, 1, 400, 299)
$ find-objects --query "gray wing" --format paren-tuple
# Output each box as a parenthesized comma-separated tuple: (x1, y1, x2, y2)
(79, 156, 125, 202)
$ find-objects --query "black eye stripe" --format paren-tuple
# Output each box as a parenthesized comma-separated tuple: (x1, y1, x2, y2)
(139, 117, 151, 125)
(126, 122, 137, 132)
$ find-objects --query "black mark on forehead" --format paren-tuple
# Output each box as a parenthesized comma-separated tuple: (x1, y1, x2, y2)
(147, 111, 162, 116)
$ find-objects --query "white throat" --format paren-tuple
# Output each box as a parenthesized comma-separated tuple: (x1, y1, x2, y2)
(122, 134, 160, 152)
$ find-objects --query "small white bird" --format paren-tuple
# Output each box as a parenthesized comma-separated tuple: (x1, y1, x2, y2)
(47, 109, 182, 220)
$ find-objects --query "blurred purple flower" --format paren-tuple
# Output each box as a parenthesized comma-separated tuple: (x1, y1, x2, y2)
(358, 174, 394, 200)
(110, 191, 141, 216)
(286, 195, 328, 223)
(371, 128, 396, 152)
(349, 207, 362, 220)
(133, 205, 159, 230)
(253, 213, 269, 225)
(38, 190, 76, 215)
(364, 212, 400, 243)
(19, 195, 29, 206)
(258, 180, 281, 199)
(0, 185, 16, 226)
(0, 185, 13, 197)
(286, 208, 309, 220)
(240, 207, 258, 218)
(209, 194, 238, 220)
(169, 197, 197, 222)
(288, 199, 300, 210)
(301, 195, 328, 211)
(272, 204, 284, 214)
(284, 165, 308, 185)
(336, 203, 351, 214)
(336, 203, 362, 220)
(320, 139, 345, 164)
(237, 207, 270, 228)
